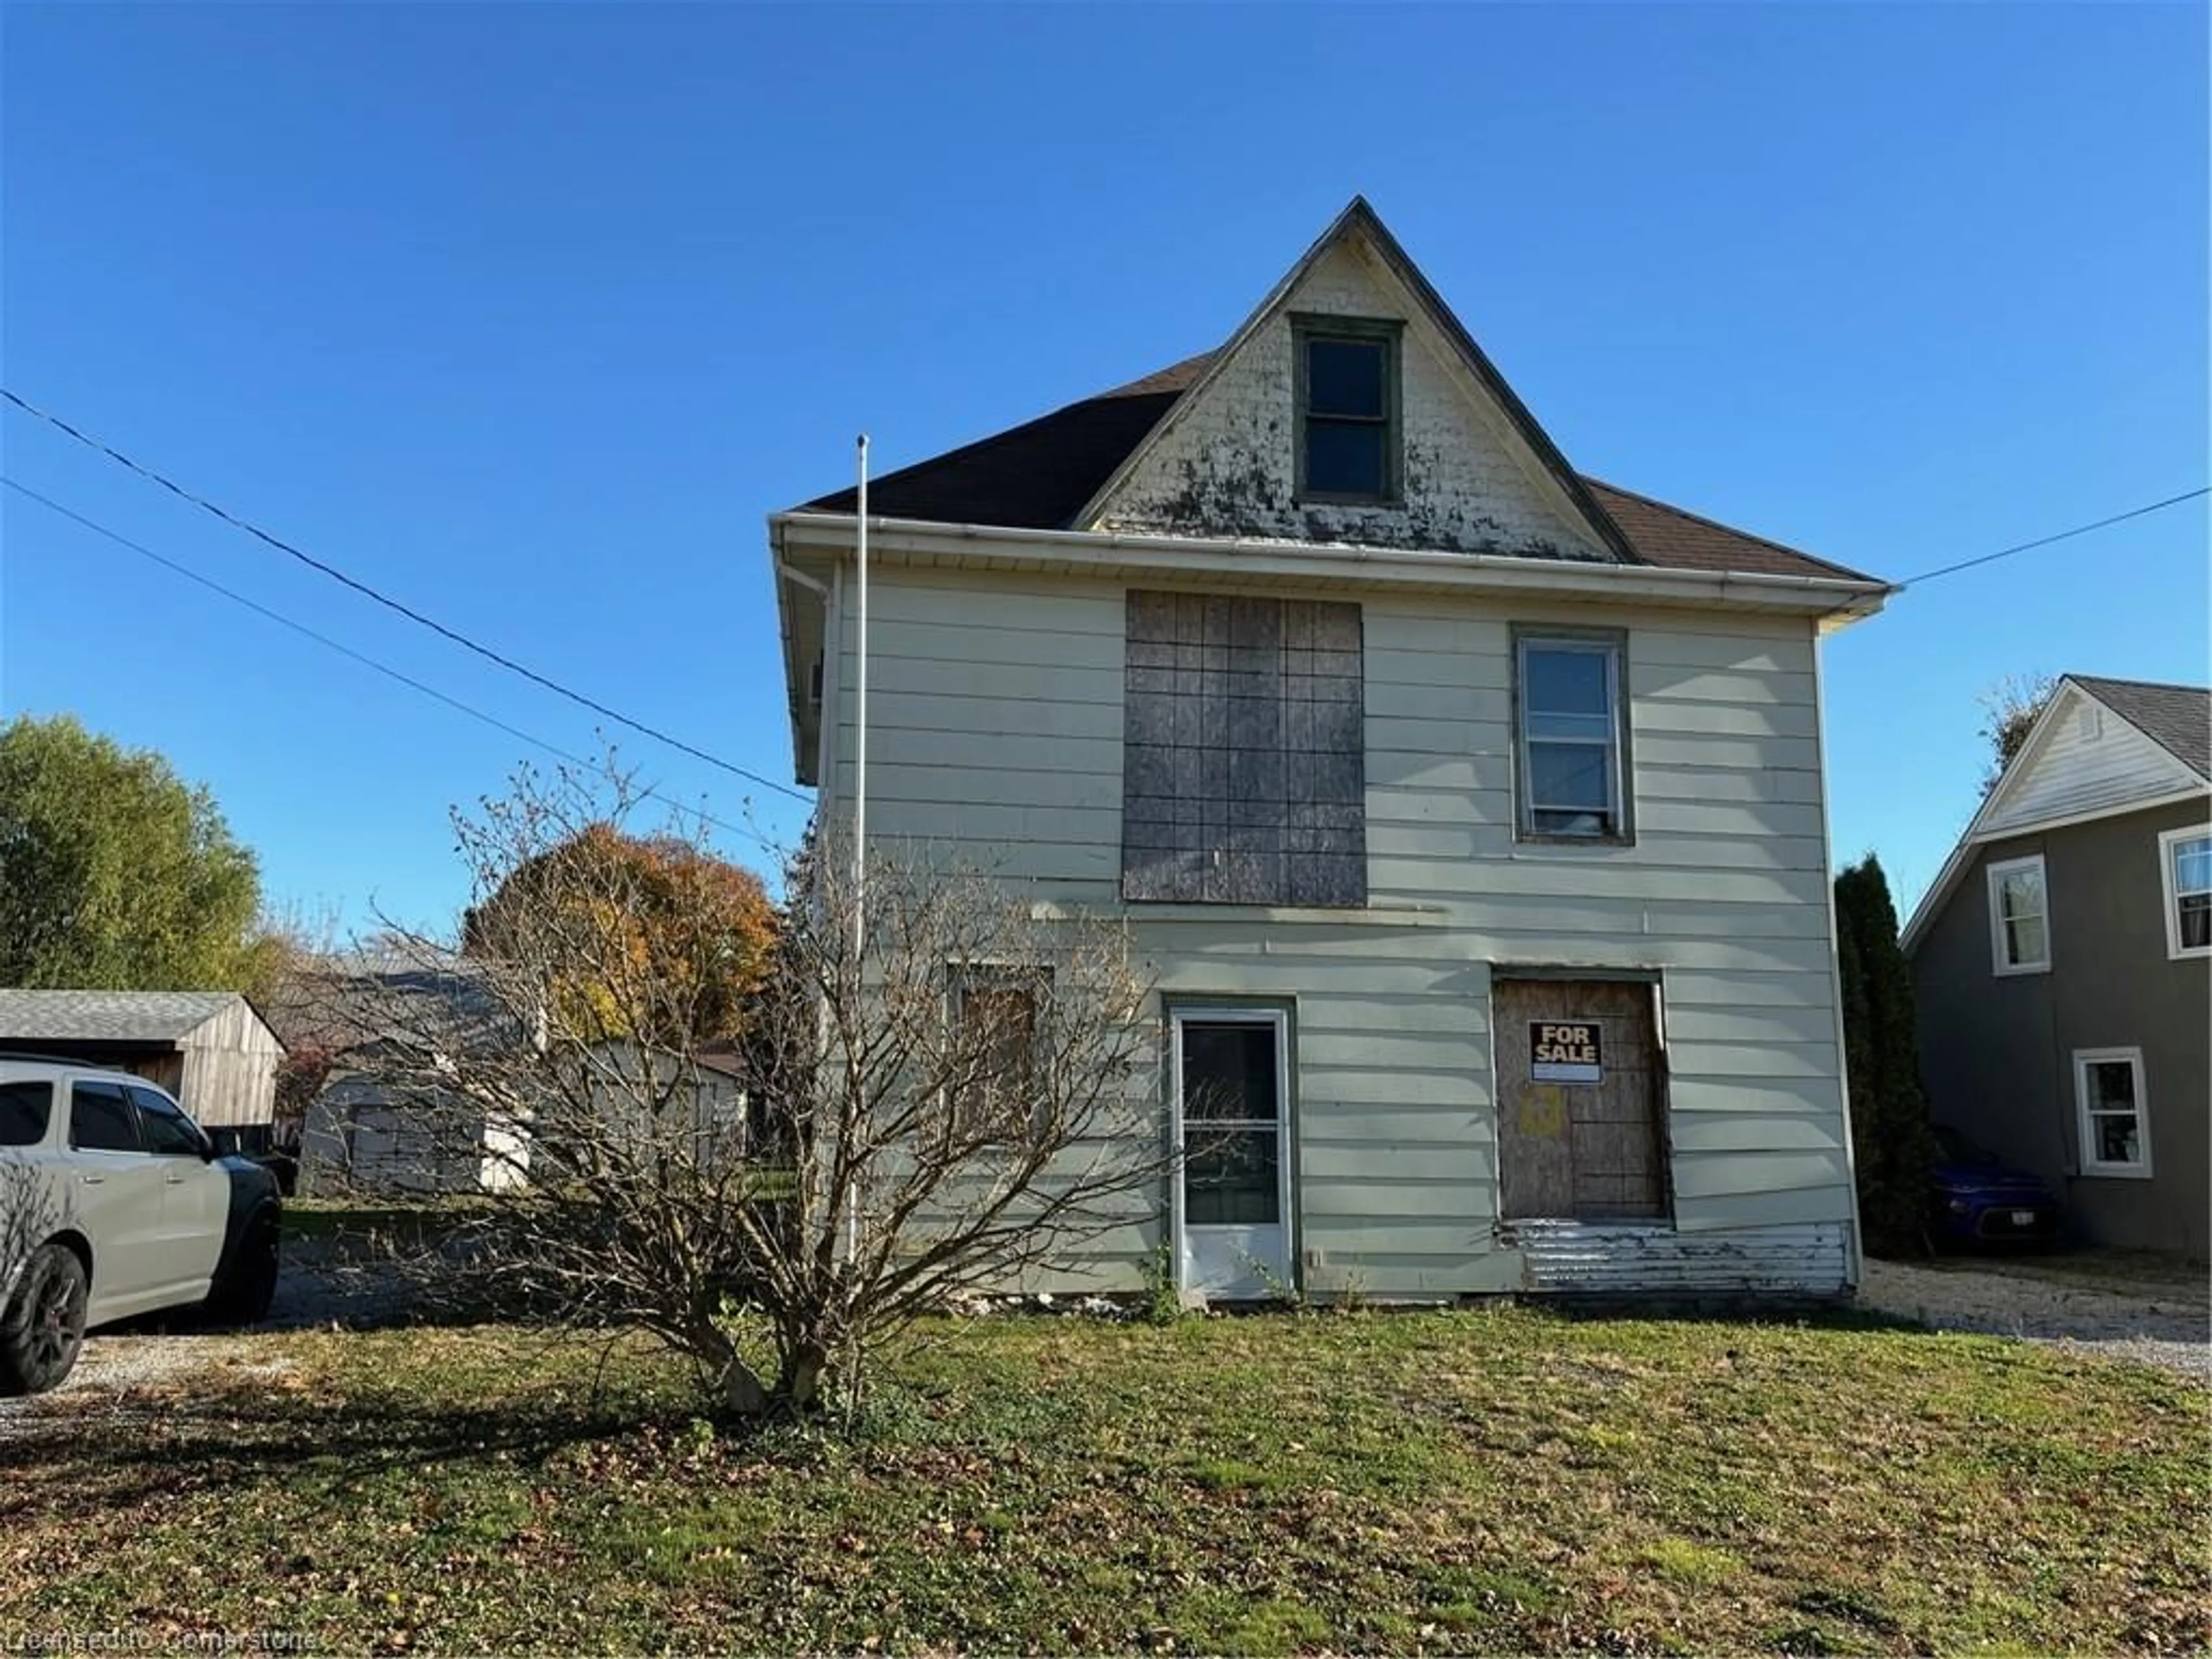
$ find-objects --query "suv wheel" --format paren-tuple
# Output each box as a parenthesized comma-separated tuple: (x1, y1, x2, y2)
(204, 1211, 279, 1325)
(1, 1243, 89, 1397)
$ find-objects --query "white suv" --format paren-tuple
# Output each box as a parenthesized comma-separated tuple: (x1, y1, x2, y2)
(0, 1055, 282, 1395)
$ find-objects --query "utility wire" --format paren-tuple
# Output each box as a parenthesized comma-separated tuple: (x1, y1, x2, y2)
(0, 387, 810, 804)
(1, 475, 784, 853)
(1897, 487, 2208, 588)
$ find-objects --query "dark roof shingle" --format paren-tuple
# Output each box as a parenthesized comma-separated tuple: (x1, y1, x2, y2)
(798, 351, 1877, 584)
(2070, 675, 2211, 779)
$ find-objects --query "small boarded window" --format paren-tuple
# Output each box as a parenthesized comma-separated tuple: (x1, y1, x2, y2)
(1493, 978, 1668, 1221)
(949, 969, 1043, 1143)
(1122, 591, 1365, 907)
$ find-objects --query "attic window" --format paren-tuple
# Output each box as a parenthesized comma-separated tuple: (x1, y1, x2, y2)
(1294, 316, 1400, 505)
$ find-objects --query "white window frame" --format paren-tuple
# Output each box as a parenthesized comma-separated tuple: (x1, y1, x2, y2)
(2156, 824, 2212, 961)
(1514, 632, 1630, 843)
(2072, 1047, 2153, 1179)
(1985, 853, 2051, 976)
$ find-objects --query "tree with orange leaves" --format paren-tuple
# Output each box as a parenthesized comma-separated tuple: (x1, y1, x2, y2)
(464, 817, 777, 1048)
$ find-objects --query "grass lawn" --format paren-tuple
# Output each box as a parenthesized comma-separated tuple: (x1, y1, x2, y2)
(1, 1308, 2204, 1654)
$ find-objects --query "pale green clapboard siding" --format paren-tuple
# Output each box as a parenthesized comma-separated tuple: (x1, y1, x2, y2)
(824, 566, 1854, 1291)
(1669, 1113, 1850, 1156)
(1665, 1002, 1843, 1046)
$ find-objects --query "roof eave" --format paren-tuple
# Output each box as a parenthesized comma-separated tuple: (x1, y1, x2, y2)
(772, 510, 1893, 617)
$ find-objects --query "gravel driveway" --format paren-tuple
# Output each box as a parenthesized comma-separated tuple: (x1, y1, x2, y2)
(0, 1257, 356, 1441)
(1861, 1256, 2210, 1382)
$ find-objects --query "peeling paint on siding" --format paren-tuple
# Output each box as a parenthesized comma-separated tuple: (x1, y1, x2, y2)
(1504, 1218, 1851, 1298)
(1093, 240, 1613, 560)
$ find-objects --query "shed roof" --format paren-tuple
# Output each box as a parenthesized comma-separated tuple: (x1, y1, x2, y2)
(2070, 675, 2210, 780)
(0, 989, 253, 1046)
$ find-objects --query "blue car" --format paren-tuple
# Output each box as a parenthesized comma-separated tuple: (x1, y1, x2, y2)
(1929, 1126, 2064, 1248)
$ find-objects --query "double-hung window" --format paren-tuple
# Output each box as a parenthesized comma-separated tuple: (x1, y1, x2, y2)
(2158, 826, 2211, 960)
(1293, 316, 1400, 504)
(1986, 854, 2050, 975)
(1515, 631, 1630, 842)
(2073, 1048, 2152, 1177)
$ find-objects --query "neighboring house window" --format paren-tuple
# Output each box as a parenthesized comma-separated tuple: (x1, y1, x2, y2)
(2158, 825, 2212, 959)
(1514, 630, 1631, 842)
(1986, 854, 2050, 975)
(2073, 1048, 2152, 1177)
(1122, 592, 1366, 907)
(1293, 315, 1400, 504)
(949, 968, 1043, 1140)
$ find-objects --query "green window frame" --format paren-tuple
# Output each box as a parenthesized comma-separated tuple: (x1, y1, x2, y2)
(1291, 314, 1402, 506)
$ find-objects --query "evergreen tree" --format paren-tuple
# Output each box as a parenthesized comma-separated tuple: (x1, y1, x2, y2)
(1833, 855, 1937, 1256)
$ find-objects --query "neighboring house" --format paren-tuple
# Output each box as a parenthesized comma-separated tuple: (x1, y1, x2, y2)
(0, 989, 283, 1149)
(767, 198, 1895, 1302)
(1902, 675, 2210, 1259)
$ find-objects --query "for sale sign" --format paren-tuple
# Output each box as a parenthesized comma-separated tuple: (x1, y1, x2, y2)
(1531, 1020, 1602, 1085)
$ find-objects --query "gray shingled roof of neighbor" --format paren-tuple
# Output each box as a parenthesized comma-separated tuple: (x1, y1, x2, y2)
(797, 347, 1881, 586)
(2070, 674, 2211, 780)
(0, 988, 246, 1044)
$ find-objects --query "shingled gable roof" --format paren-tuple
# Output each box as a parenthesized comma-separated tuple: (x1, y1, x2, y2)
(2069, 675, 2210, 781)
(802, 200, 1880, 585)
(1897, 672, 2211, 955)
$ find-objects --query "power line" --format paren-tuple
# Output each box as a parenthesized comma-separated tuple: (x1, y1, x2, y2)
(0, 386, 810, 804)
(1898, 487, 2208, 588)
(1, 475, 786, 854)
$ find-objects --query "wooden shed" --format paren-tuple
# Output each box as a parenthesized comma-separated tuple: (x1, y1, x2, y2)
(0, 989, 285, 1133)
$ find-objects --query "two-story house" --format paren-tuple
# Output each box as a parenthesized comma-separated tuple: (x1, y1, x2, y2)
(768, 198, 1894, 1301)
(1902, 675, 2210, 1259)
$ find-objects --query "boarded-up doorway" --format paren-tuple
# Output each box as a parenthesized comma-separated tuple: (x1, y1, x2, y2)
(1494, 978, 1668, 1220)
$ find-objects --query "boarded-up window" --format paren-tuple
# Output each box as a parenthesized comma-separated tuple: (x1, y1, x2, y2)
(1122, 592, 1365, 907)
(949, 969, 1042, 1142)
(1494, 978, 1669, 1221)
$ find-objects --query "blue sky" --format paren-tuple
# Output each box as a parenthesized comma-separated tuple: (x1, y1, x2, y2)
(2, 3, 2204, 934)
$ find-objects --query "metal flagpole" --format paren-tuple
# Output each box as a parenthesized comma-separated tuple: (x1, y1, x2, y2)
(853, 434, 869, 959)
(846, 435, 869, 1282)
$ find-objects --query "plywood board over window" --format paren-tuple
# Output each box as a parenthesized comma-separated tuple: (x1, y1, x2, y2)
(1493, 978, 1669, 1221)
(1122, 590, 1366, 907)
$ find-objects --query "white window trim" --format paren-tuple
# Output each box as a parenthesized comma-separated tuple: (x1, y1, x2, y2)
(2072, 1046, 2153, 1179)
(1985, 853, 2051, 976)
(2156, 823, 2212, 961)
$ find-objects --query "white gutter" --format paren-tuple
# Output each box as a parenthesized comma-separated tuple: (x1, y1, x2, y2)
(771, 510, 1894, 623)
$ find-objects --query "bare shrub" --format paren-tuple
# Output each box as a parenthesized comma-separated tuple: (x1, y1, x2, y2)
(358, 758, 1166, 1421)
